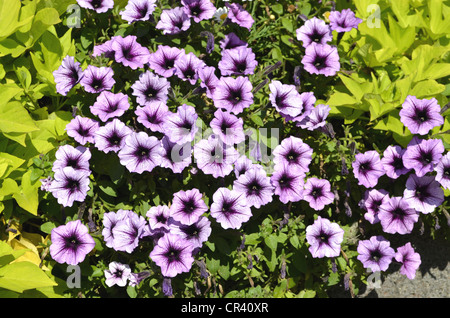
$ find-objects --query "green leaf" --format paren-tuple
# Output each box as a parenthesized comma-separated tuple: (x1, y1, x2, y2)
(264, 235, 278, 251)
(12, 170, 40, 215)
(0, 0, 32, 41)
(0, 101, 39, 134)
(0, 261, 57, 293)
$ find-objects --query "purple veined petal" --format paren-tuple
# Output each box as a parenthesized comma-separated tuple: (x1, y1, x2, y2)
(168, 215, 212, 249)
(111, 35, 151, 70)
(48, 167, 91, 207)
(233, 166, 274, 209)
(272, 136, 313, 173)
(148, 45, 185, 78)
(118, 131, 164, 174)
(303, 177, 334, 211)
(160, 136, 192, 174)
(111, 211, 147, 253)
(77, 0, 114, 13)
(268, 80, 304, 118)
(181, 0, 216, 23)
(79, 65, 115, 94)
(435, 152, 450, 190)
(52, 144, 91, 173)
(209, 109, 245, 145)
(174, 51, 206, 85)
(301, 43, 340, 77)
(305, 216, 344, 258)
(149, 233, 195, 278)
(163, 104, 199, 144)
(94, 118, 133, 154)
(210, 187, 252, 230)
(193, 135, 240, 178)
(146, 205, 171, 232)
(296, 17, 332, 48)
(378, 196, 419, 235)
(225, 3, 254, 30)
(120, 0, 157, 24)
(104, 261, 132, 287)
(380, 145, 411, 179)
(403, 137, 444, 177)
(362, 189, 390, 224)
(169, 188, 208, 226)
(218, 46, 258, 76)
(90, 91, 130, 122)
(50, 219, 96, 265)
(219, 32, 248, 50)
(357, 235, 395, 272)
(66, 115, 100, 146)
(53, 55, 83, 96)
(329, 8, 363, 33)
(399, 95, 444, 135)
(297, 104, 331, 131)
(131, 70, 170, 106)
(352, 150, 385, 188)
(156, 6, 191, 35)
(212, 76, 253, 115)
(198, 66, 220, 99)
(102, 209, 134, 249)
(270, 164, 305, 204)
(135, 101, 170, 133)
(395, 243, 421, 280)
(403, 174, 444, 214)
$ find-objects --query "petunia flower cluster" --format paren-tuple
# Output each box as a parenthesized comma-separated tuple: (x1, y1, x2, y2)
(353, 94, 448, 279)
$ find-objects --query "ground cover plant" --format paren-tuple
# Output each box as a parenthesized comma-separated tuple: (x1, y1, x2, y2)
(0, 0, 449, 299)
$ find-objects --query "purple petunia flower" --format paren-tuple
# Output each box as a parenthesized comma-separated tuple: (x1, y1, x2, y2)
(118, 131, 163, 174)
(193, 135, 240, 178)
(297, 104, 330, 131)
(218, 46, 258, 76)
(270, 164, 305, 204)
(305, 216, 345, 258)
(135, 101, 170, 133)
(102, 209, 134, 249)
(403, 174, 444, 214)
(272, 136, 313, 173)
(174, 52, 206, 85)
(112, 210, 147, 253)
(94, 118, 133, 153)
(53, 55, 83, 96)
(435, 152, 450, 190)
(52, 145, 91, 173)
(80, 65, 115, 94)
(378, 196, 419, 235)
(181, 0, 216, 23)
(163, 104, 199, 144)
(233, 166, 274, 209)
(357, 235, 396, 272)
(120, 0, 157, 24)
(296, 17, 332, 48)
(352, 150, 385, 188)
(210, 109, 245, 145)
(225, 3, 254, 30)
(210, 187, 252, 230)
(92, 37, 118, 59)
(286, 91, 317, 125)
(160, 136, 192, 174)
(362, 189, 390, 224)
(198, 66, 220, 99)
(269, 80, 304, 118)
(399, 96, 444, 135)
(219, 32, 248, 50)
(104, 261, 132, 287)
(213, 76, 253, 115)
(301, 43, 340, 77)
(111, 35, 150, 70)
(234, 155, 256, 178)
(168, 216, 211, 249)
(170, 188, 208, 226)
(380, 145, 410, 179)
(402, 137, 444, 177)
(90, 91, 130, 122)
(149, 233, 195, 278)
(156, 7, 191, 35)
(328, 9, 363, 33)
(148, 45, 184, 78)
(146, 205, 171, 233)
(77, 0, 114, 13)
(131, 70, 170, 106)
(50, 219, 95, 266)
(303, 177, 334, 211)
(395, 243, 421, 280)
(66, 116, 100, 146)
